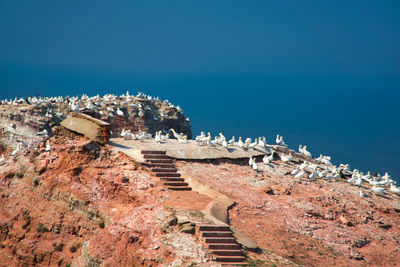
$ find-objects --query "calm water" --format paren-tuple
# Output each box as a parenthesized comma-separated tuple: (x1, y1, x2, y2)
(1, 71, 399, 181)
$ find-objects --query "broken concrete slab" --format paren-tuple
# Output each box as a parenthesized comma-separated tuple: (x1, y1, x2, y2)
(61, 112, 110, 143)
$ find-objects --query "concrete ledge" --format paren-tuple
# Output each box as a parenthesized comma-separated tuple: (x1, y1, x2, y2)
(109, 138, 270, 161)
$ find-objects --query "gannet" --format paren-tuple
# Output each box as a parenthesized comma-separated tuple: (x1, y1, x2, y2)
(258, 137, 266, 147)
(228, 136, 235, 145)
(37, 129, 49, 137)
(319, 169, 329, 178)
(252, 161, 258, 172)
(309, 170, 319, 179)
(263, 152, 274, 164)
(359, 190, 368, 198)
(248, 140, 258, 149)
(294, 170, 306, 179)
(299, 161, 309, 169)
(10, 143, 21, 156)
(291, 168, 300, 176)
(155, 131, 162, 143)
(372, 185, 386, 195)
(238, 137, 244, 148)
(276, 134, 281, 145)
(249, 156, 254, 166)
(302, 146, 312, 158)
(244, 138, 252, 145)
(178, 136, 188, 144)
(389, 184, 400, 194)
(280, 153, 293, 162)
(222, 138, 228, 148)
(45, 140, 51, 152)
(355, 177, 363, 187)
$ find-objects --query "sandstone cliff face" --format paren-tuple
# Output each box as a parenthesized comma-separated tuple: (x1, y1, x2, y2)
(0, 93, 191, 150)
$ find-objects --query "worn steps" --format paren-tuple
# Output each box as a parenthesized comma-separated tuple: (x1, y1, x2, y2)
(154, 172, 181, 177)
(197, 224, 247, 265)
(142, 150, 192, 191)
(202, 231, 233, 238)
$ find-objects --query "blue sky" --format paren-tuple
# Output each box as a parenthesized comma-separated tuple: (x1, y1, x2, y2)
(0, 0, 399, 77)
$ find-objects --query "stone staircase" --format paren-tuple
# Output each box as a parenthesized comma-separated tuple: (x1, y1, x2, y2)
(142, 150, 248, 265)
(141, 150, 192, 191)
(198, 224, 248, 266)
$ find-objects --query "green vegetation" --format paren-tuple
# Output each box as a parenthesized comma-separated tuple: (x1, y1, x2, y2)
(54, 243, 64, 252)
(22, 215, 31, 229)
(37, 223, 49, 233)
(99, 221, 105, 228)
(248, 258, 267, 266)
(16, 173, 24, 178)
(69, 245, 77, 253)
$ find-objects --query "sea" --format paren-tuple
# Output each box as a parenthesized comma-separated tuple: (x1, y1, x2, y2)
(1, 71, 399, 182)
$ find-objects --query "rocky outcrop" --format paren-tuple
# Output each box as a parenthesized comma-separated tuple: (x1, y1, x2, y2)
(0, 93, 191, 150)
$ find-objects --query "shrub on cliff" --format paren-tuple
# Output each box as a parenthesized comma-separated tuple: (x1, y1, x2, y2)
(37, 223, 49, 233)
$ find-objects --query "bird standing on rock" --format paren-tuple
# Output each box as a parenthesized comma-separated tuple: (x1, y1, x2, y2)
(252, 160, 258, 172)
(302, 146, 312, 158)
(263, 152, 274, 164)
(249, 156, 254, 166)
(45, 140, 51, 152)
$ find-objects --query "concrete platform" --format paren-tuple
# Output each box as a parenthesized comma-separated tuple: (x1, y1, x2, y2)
(109, 138, 270, 162)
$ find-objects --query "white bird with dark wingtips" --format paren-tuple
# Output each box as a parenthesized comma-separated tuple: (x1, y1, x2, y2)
(389, 183, 400, 194)
(237, 137, 244, 148)
(228, 136, 235, 145)
(309, 170, 319, 179)
(249, 156, 254, 166)
(248, 139, 258, 149)
(280, 153, 293, 162)
(372, 185, 386, 195)
(263, 152, 274, 164)
(301, 146, 312, 158)
(294, 170, 306, 179)
(252, 160, 258, 172)
(276, 134, 287, 146)
(359, 190, 368, 198)
(45, 140, 51, 152)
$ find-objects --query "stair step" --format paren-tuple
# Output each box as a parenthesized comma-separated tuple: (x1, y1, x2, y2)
(159, 177, 185, 182)
(145, 159, 173, 164)
(141, 150, 166, 155)
(167, 186, 192, 191)
(147, 163, 175, 168)
(164, 182, 188, 187)
(214, 256, 246, 263)
(154, 172, 180, 177)
(221, 263, 248, 266)
(211, 250, 244, 256)
(199, 225, 231, 232)
(152, 168, 177, 172)
(205, 237, 236, 244)
(208, 244, 241, 250)
(143, 154, 170, 159)
(202, 231, 233, 238)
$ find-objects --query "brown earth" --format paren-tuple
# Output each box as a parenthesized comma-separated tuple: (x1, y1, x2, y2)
(0, 131, 399, 266)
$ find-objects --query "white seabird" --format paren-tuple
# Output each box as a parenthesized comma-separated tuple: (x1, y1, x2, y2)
(263, 152, 274, 164)
(372, 185, 386, 195)
(302, 146, 312, 158)
(249, 156, 254, 166)
(252, 161, 258, 172)
(45, 140, 51, 152)
(389, 184, 400, 194)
